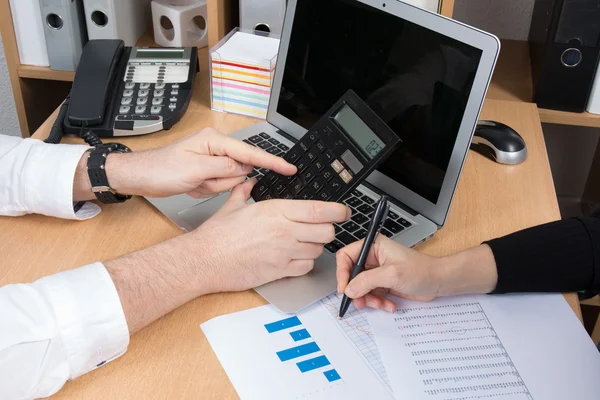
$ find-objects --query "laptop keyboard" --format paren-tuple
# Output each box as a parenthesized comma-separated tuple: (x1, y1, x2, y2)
(244, 132, 413, 252)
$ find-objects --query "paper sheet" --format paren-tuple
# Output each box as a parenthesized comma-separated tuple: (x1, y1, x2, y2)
(201, 293, 393, 400)
(367, 293, 600, 400)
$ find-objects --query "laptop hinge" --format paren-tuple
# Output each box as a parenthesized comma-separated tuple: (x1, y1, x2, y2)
(276, 129, 299, 143)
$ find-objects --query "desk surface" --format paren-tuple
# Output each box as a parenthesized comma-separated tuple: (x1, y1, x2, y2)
(0, 56, 581, 398)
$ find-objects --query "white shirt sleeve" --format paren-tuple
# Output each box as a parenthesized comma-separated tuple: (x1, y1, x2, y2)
(0, 263, 130, 400)
(0, 135, 101, 220)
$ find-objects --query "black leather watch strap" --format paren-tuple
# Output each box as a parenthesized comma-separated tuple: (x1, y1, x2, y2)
(87, 143, 133, 204)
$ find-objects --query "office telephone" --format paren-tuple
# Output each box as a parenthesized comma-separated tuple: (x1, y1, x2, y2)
(48, 39, 199, 144)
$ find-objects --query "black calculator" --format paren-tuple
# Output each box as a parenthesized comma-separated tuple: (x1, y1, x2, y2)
(251, 90, 402, 203)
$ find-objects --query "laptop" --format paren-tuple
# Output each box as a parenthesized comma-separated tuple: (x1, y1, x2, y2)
(147, 0, 500, 313)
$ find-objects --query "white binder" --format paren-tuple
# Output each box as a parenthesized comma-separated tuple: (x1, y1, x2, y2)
(38, 0, 88, 71)
(83, 0, 152, 46)
(10, 0, 49, 66)
(240, 0, 286, 35)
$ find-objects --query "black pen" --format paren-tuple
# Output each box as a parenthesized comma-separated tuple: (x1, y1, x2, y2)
(339, 195, 390, 318)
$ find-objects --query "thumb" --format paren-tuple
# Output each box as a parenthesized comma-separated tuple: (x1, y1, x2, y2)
(345, 265, 394, 299)
(217, 179, 256, 215)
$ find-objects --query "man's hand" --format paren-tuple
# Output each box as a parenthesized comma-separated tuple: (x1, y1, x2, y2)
(74, 128, 296, 201)
(106, 180, 351, 333)
(336, 237, 498, 312)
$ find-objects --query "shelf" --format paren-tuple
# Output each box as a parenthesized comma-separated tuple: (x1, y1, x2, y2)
(18, 65, 74, 82)
(488, 40, 600, 128)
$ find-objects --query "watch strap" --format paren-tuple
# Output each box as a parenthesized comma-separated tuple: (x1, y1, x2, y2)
(87, 143, 133, 204)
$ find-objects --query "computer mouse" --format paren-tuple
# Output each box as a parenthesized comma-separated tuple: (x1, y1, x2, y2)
(471, 120, 528, 165)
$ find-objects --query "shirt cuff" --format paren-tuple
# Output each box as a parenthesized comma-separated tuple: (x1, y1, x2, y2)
(22, 140, 101, 220)
(32, 263, 130, 379)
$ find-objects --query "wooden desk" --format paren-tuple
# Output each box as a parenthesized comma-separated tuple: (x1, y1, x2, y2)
(0, 61, 581, 397)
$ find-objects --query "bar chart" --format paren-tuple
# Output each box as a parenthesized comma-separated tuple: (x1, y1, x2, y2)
(265, 316, 341, 383)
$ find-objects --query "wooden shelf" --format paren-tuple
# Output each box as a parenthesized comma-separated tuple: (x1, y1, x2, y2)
(488, 40, 600, 128)
(18, 65, 74, 82)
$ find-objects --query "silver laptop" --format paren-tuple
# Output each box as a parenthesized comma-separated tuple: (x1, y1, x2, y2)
(147, 0, 500, 313)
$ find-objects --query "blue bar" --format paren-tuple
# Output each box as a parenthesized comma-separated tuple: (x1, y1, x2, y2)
(297, 355, 331, 373)
(264, 316, 302, 333)
(290, 329, 311, 342)
(324, 369, 341, 382)
(277, 342, 320, 362)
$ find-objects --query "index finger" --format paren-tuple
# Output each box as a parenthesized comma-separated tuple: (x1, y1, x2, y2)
(277, 200, 351, 224)
(211, 135, 297, 176)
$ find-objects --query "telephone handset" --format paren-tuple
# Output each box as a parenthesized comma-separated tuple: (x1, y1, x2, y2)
(49, 39, 199, 144)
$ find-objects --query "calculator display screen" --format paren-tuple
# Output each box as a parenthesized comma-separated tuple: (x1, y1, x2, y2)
(333, 104, 385, 159)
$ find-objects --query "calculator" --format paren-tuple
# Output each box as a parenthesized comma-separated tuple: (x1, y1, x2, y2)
(251, 90, 402, 203)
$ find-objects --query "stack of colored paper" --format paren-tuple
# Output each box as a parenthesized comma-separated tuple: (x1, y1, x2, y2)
(211, 31, 280, 119)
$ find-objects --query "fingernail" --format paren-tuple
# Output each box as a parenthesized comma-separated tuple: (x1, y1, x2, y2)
(386, 305, 395, 313)
(345, 286, 357, 298)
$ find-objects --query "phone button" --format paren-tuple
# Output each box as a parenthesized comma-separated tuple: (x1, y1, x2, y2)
(152, 97, 164, 106)
(170, 97, 178, 103)
(123, 90, 134, 97)
(154, 90, 165, 97)
(168, 103, 177, 111)
(140, 83, 151, 90)
(121, 97, 133, 105)
(171, 84, 180, 89)
(119, 106, 131, 115)
(151, 106, 162, 115)
(124, 82, 135, 90)
(171, 90, 179, 96)
(135, 106, 147, 114)
(155, 83, 166, 90)
(136, 98, 148, 106)
(138, 90, 150, 98)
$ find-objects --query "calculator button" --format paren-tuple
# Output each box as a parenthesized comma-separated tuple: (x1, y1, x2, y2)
(282, 191, 294, 200)
(135, 106, 147, 114)
(274, 182, 287, 195)
(361, 196, 375, 205)
(123, 90, 134, 97)
(337, 231, 358, 246)
(139, 90, 150, 98)
(299, 141, 310, 153)
(268, 138, 280, 145)
(381, 228, 395, 238)
(342, 221, 360, 233)
(322, 170, 333, 182)
(268, 174, 280, 184)
(329, 178, 343, 193)
(334, 139, 345, 148)
(121, 97, 133, 105)
(258, 141, 271, 150)
(317, 190, 331, 201)
(249, 135, 262, 144)
(399, 218, 412, 228)
(306, 131, 319, 143)
(291, 179, 305, 195)
(307, 151, 318, 163)
(151, 106, 162, 115)
(285, 151, 300, 163)
(339, 170, 353, 183)
(258, 168, 270, 175)
(315, 141, 327, 153)
(331, 160, 344, 173)
(355, 229, 368, 240)
(256, 182, 270, 195)
(137, 97, 149, 106)
(384, 220, 404, 234)
(296, 159, 309, 173)
(248, 170, 259, 178)
(310, 179, 324, 193)
(278, 144, 290, 151)
(323, 151, 335, 162)
(299, 191, 313, 201)
(352, 214, 369, 225)
(152, 97, 164, 106)
(140, 83, 151, 90)
(314, 160, 325, 171)
(119, 106, 131, 114)
(263, 192, 275, 200)
(155, 83, 166, 90)
(124, 82, 136, 90)
(301, 168, 316, 184)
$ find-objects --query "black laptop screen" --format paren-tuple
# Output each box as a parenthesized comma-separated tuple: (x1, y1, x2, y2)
(276, 0, 483, 204)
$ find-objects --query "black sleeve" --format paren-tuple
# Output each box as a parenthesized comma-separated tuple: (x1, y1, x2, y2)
(486, 209, 600, 294)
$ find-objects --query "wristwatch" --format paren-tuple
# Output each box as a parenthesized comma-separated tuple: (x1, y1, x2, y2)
(87, 143, 133, 204)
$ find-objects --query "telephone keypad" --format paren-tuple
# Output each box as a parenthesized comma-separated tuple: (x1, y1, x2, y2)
(118, 82, 182, 120)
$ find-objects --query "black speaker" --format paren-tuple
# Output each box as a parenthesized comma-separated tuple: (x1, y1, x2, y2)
(529, 0, 600, 112)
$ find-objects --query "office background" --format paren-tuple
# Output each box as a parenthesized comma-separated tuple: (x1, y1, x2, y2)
(0, 0, 598, 215)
